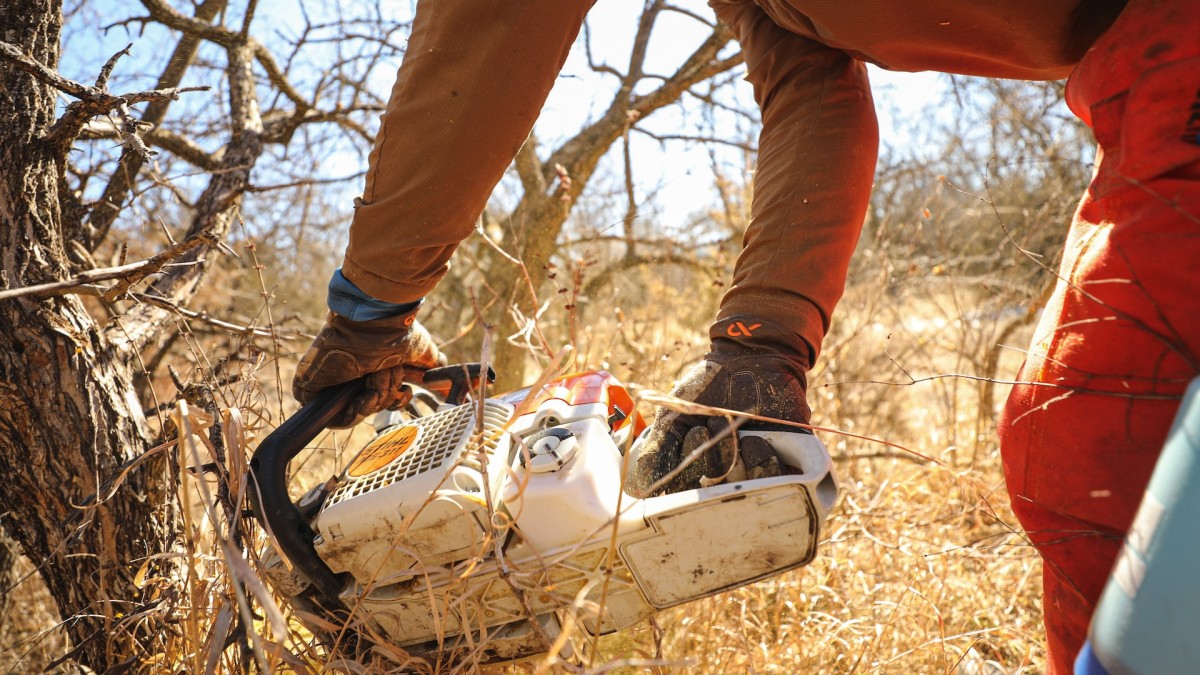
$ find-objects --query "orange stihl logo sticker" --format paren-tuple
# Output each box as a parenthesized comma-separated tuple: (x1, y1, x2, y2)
(726, 321, 762, 337)
(347, 425, 420, 477)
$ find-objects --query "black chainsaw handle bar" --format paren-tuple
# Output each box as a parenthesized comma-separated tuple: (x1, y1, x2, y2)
(249, 364, 493, 608)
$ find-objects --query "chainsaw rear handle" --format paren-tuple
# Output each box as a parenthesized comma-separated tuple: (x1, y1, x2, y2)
(249, 363, 494, 607)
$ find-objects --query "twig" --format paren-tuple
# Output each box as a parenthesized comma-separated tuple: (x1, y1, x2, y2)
(130, 292, 309, 341)
(634, 387, 944, 466)
(824, 371, 1184, 402)
(95, 43, 133, 90)
(0, 39, 211, 152)
(103, 231, 215, 302)
(475, 222, 554, 358)
(0, 260, 160, 302)
(662, 3, 717, 27)
(235, 212, 290, 421)
(0, 228, 217, 303)
(632, 127, 755, 151)
(81, 120, 221, 170)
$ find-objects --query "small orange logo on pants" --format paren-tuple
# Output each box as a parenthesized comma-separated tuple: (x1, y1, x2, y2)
(726, 321, 762, 338)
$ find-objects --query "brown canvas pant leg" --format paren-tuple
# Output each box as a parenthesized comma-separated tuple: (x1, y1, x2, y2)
(342, 0, 593, 304)
(710, 0, 877, 360)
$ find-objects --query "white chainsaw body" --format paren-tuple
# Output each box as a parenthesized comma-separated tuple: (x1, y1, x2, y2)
(263, 372, 838, 663)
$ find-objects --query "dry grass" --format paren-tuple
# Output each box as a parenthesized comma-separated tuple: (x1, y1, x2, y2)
(1, 275, 1049, 674)
(1, 147, 1058, 671)
(0, 552, 73, 672)
(624, 454, 1043, 673)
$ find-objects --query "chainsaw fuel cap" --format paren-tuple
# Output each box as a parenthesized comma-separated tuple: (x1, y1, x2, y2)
(522, 427, 579, 473)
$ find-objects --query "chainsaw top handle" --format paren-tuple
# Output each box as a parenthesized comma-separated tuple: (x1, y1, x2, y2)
(249, 363, 494, 609)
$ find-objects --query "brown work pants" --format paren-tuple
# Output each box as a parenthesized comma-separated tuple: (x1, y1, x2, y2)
(343, 0, 1103, 361)
(342, 0, 594, 306)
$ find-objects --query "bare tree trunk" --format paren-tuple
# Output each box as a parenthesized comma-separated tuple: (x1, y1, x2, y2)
(0, 3, 177, 668)
(0, 525, 16, 625)
(488, 144, 612, 391)
(484, 22, 739, 390)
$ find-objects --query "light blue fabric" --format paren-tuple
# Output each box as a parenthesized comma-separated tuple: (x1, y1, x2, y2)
(327, 268, 421, 321)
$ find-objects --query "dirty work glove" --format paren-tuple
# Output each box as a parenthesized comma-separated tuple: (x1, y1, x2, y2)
(292, 309, 446, 428)
(631, 316, 813, 496)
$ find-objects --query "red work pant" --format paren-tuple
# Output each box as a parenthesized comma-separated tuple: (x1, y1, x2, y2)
(999, 2, 1200, 673)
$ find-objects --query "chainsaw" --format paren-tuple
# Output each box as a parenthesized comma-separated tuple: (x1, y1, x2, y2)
(251, 364, 838, 664)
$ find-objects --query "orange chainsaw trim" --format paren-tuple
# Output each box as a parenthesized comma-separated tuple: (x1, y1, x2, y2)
(498, 370, 648, 439)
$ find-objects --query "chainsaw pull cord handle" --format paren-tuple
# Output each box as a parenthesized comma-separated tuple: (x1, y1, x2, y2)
(249, 363, 495, 610)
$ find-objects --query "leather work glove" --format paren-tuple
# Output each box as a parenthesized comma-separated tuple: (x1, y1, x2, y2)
(292, 309, 446, 427)
(631, 316, 813, 496)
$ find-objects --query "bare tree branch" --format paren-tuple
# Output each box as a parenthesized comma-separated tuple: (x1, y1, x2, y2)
(143, 128, 222, 169)
(253, 42, 312, 112)
(105, 41, 266, 356)
(0, 39, 97, 100)
(543, 23, 739, 191)
(663, 3, 717, 27)
(514, 133, 547, 197)
(621, 128, 638, 259)
(632, 127, 755, 151)
(102, 231, 219, 302)
(137, 0, 244, 47)
(623, 0, 666, 92)
(130, 292, 307, 340)
(583, 20, 624, 80)
(0, 41, 209, 151)
(94, 43, 132, 90)
(83, 0, 227, 251)
(0, 254, 192, 302)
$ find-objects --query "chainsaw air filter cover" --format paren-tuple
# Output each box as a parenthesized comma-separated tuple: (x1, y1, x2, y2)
(312, 400, 514, 583)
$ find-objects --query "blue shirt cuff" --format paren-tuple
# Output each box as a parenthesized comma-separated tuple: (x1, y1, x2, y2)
(327, 269, 422, 322)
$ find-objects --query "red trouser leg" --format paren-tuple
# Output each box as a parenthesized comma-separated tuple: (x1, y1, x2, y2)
(998, 2, 1200, 673)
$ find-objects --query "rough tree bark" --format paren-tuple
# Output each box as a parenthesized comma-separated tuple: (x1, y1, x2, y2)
(0, 3, 177, 667)
(0, 0, 271, 667)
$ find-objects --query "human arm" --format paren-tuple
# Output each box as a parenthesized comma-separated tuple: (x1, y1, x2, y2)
(293, 0, 593, 418)
(341, 0, 595, 303)
(633, 0, 878, 493)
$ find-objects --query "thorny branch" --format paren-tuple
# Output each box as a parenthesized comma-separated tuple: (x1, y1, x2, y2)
(0, 40, 210, 153)
(0, 39, 107, 101)
(103, 231, 220, 302)
(0, 227, 252, 308)
(82, 0, 227, 251)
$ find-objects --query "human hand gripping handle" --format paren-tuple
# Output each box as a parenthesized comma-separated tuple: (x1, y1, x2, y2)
(292, 309, 447, 428)
(631, 316, 814, 496)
